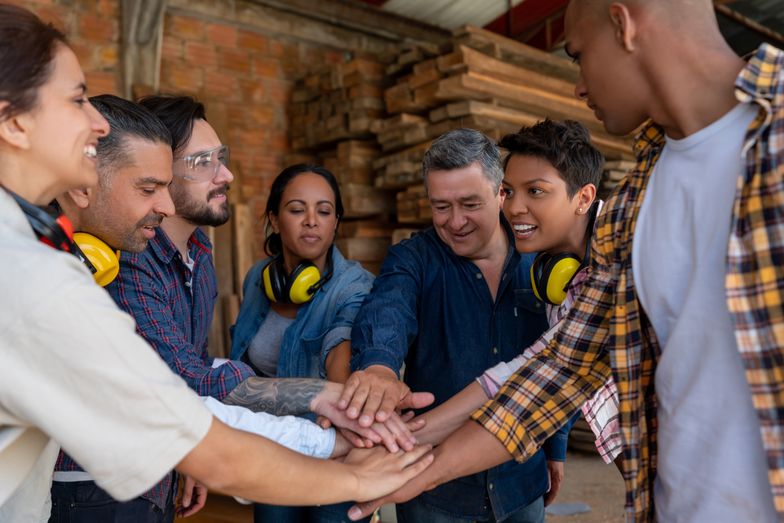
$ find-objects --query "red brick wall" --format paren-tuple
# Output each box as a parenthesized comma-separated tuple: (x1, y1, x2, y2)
(14, 0, 391, 258)
(12, 0, 122, 96)
(159, 12, 345, 254)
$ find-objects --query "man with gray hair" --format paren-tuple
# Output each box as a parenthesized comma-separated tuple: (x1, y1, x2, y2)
(346, 129, 568, 522)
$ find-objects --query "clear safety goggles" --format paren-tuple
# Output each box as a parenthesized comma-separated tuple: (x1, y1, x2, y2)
(174, 145, 230, 182)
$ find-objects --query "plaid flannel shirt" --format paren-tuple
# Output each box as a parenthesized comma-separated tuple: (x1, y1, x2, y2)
(472, 43, 784, 522)
(55, 227, 255, 510)
(478, 266, 622, 464)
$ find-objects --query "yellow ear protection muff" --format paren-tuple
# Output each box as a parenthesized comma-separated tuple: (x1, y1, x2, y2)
(72, 232, 120, 287)
(530, 202, 600, 306)
(5, 188, 120, 287)
(530, 252, 582, 305)
(262, 248, 334, 305)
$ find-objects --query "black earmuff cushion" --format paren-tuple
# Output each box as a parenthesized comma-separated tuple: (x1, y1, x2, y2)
(264, 257, 288, 302)
(531, 252, 551, 298)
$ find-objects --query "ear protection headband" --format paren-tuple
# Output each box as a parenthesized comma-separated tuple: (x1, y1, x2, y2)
(262, 249, 334, 304)
(6, 188, 120, 287)
(530, 202, 599, 306)
(530, 252, 583, 306)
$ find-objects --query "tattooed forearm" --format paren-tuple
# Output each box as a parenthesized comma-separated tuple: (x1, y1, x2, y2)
(223, 377, 326, 415)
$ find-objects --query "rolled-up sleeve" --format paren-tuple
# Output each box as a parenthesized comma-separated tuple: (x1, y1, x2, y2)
(350, 245, 422, 376)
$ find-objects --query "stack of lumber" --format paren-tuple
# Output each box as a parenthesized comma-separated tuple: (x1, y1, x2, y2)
(372, 26, 635, 191)
(601, 160, 637, 198)
(320, 140, 394, 273)
(395, 184, 431, 225)
(290, 57, 387, 150)
(336, 219, 396, 275)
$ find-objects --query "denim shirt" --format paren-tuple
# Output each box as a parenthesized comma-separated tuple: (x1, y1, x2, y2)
(230, 246, 374, 379)
(351, 219, 569, 520)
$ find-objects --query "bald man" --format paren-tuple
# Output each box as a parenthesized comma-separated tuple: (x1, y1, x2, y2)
(347, 1, 784, 521)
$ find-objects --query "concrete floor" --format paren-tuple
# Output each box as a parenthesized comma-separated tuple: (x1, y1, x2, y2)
(188, 451, 625, 523)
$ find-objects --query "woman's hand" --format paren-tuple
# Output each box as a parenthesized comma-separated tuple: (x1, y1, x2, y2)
(342, 445, 434, 502)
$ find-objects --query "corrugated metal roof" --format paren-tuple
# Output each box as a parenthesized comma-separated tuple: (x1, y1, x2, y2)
(379, 0, 525, 30)
(356, 0, 784, 53)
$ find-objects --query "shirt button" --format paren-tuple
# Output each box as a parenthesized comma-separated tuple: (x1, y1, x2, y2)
(489, 482, 494, 490)
(476, 272, 483, 279)
(492, 347, 498, 354)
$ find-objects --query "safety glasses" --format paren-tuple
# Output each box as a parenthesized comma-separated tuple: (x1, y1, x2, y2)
(174, 145, 230, 182)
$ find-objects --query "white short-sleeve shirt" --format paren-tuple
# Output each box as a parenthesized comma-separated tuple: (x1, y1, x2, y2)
(0, 190, 213, 522)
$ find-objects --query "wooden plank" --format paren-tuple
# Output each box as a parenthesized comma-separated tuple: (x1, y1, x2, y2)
(452, 25, 579, 84)
(211, 222, 235, 298)
(221, 294, 240, 357)
(207, 298, 226, 359)
(335, 237, 391, 262)
(342, 183, 395, 218)
(231, 203, 255, 299)
(453, 44, 575, 98)
(435, 71, 593, 122)
(338, 219, 396, 239)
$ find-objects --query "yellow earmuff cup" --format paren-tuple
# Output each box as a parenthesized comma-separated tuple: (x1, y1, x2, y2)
(545, 256, 581, 305)
(289, 265, 321, 304)
(73, 232, 120, 287)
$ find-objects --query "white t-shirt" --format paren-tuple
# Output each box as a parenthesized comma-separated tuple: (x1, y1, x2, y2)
(0, 190, 213, 522)
(632, 102, 776, 522)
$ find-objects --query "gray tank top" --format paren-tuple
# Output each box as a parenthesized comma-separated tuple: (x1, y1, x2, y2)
(247, 309, 295, 377)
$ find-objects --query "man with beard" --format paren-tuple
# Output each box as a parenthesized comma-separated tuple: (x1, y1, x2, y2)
(50, 95, 370, 522)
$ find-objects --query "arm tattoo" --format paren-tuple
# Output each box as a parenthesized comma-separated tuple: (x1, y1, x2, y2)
(223, 377, 326, 415)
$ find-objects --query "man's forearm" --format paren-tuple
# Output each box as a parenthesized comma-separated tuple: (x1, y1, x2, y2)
(426, 420, 513, 488)
(223, 377, 326, 415)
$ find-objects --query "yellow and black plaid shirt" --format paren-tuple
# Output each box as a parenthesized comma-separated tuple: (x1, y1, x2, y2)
(472, 43, 784, 522)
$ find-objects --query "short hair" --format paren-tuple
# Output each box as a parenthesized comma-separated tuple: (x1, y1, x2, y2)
(137, 95, 206, 156)
(89, 95, 172, 181)
(0, 4, 67, 120)
(499, 119, 604, 197)
(422, 128, 504, 192)
(264, 164, 344, 257)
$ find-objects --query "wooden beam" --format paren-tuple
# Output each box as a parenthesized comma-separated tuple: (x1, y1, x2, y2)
(121, 0, 166, 99)
(714, 3, 784, 47)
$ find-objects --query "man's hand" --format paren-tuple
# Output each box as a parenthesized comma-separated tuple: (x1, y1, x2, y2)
(177, 475, 208, 517)
(319, 412, 427, 452)
(342, 445, 433, 502)
(339, 366, 434, 427)
(312, 381, 427, 452)
(544, 460, 564, 506)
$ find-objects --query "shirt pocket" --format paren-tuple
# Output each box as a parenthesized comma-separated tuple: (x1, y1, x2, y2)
(514, 288, 545, 315)
(299, 329, 328, 377)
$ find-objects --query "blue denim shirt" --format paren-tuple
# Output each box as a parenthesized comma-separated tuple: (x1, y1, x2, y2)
(230, 246, 374, 378)
(351, 220, 570, 520)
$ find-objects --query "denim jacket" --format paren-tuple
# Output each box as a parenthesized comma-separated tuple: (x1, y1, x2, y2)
(230, 245, 374, 379)
(351, 218, 570, 520)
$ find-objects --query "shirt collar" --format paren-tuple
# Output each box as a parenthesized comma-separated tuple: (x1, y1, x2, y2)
(149, 226, 212, 263)
(735, 43, 783, 104)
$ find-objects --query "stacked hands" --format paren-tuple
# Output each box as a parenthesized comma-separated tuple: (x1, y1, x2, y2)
(312, 366, 439, 519)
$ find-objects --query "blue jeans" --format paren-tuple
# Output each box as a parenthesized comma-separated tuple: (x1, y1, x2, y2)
(253, 502, 370, 523)
(396, 495, 545, 523)
(49, 480, 174, 523)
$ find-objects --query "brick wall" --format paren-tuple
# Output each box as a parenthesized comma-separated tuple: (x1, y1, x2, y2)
(14, 0, 408, 258)
(159, 11, 346, 253)
(12, 0, 122, 96)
